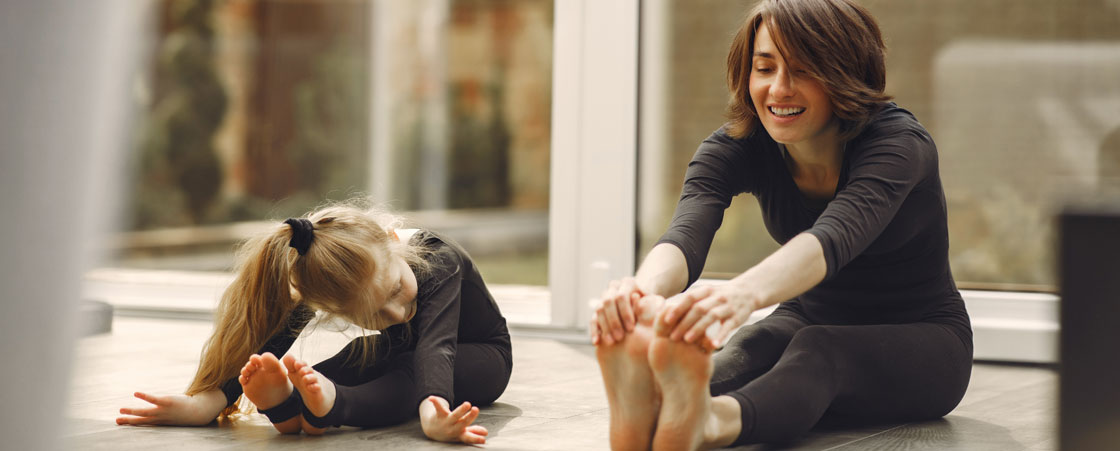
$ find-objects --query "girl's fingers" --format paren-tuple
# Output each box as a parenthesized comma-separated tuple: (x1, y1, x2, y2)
(133, 392, 169, 406)
(456, 406, 480, 425)
(119, 406, 158, 417)
(460, 430, 487, 445)
(429, 397, 451, 416)
(116, 414, 160, 425)
(449, 402, 472, 421)
(466, 425, 489, 436)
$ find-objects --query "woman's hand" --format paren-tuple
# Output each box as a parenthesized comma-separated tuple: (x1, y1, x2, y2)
(658, 283, 759, 349)
(116, 389, 227, 426)
(589, 277, 645, 346)
(419, 396, 489, 445)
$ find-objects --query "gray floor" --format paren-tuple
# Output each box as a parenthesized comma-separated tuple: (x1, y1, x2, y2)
(66, 317, 1056, 450)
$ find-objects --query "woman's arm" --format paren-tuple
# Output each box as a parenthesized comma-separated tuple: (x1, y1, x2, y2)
(116, 389, 227, 426)
(660, 232, 826, 347)
(590, 243, 690, 346)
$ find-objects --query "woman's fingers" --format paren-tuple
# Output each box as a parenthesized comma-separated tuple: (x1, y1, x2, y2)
(615, 278, 639, 332)
(662, 286, 711, 327)
(601, 295, 625, 342)
(595, 304, 615, 346)
(589, 317, 601, 345)
(683, 304, 731, 344)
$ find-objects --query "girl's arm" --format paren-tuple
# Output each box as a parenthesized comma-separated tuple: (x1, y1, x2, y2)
(418, 395, 488, 444)
(116, 389, 227, 426)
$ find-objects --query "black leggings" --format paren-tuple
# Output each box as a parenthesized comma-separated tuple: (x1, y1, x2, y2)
(709, 308, 973, 445)
(270, 337, 512, 429)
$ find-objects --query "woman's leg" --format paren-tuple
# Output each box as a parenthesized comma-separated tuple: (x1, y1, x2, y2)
(724, 322, 973, 445)
(709, 310, 809, 396)
(596, 320, 661, 451)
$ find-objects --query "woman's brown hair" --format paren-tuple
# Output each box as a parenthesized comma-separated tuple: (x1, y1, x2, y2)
(184, 201, 430, 418)
(726, 0, 892, 140)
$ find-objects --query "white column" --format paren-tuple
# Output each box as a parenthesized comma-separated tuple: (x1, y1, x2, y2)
(549, 0, 641, 329)
(0, 0, 137, 447)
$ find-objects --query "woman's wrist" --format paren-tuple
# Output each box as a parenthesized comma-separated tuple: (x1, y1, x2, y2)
(727, 278, 765, 312)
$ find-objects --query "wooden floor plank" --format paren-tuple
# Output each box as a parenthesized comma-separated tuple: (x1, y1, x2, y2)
(67, 317, 1057, 450)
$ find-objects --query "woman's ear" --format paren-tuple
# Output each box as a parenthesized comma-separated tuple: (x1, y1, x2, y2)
(388, 227, 400, 242)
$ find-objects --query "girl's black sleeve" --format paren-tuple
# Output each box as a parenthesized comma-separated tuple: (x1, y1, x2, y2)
(409, 247, 464, 409)
(218, 303, 315, 406)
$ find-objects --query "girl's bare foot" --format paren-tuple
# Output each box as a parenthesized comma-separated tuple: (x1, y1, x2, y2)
(282, 354, 336, 436)
(238, 352, 300, 434)
(596, 299, 662, 451)
(649, 310, 715, 451)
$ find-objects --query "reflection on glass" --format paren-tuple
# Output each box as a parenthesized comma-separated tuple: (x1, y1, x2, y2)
(117, 0, 553, 288)
(638, 0, 1120, 289)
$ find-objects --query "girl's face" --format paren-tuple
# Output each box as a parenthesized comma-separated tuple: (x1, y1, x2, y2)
(749, 23, 839, 148)
(370, 250, 419, 327)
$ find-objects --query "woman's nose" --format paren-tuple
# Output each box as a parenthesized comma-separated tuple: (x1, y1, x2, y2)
(770, 70, 795, 99)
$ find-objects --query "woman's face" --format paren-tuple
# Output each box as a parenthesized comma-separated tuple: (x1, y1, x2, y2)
(370, 251, 419, 326)
(749, 23, 838, 148)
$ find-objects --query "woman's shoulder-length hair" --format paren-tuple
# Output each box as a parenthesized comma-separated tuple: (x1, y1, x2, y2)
(726, 0, 893, 141)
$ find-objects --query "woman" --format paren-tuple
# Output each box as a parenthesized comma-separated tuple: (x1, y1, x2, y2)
(116, 202, 512, 445)
(592, 0, 972, 448)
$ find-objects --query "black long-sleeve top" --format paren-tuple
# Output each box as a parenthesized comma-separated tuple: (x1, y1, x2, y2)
(657, 103, 970, 335)
(219, 230, 512, 408)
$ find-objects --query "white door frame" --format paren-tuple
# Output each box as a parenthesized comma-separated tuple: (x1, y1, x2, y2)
(548, 0, 641, 329)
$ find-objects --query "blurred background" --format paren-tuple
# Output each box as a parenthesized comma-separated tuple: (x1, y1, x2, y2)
(88, 0, 1119, 327)
(637, 0, 1120, 292)
(113, 0, 553, 285)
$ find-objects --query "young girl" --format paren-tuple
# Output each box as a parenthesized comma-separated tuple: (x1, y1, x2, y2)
(592, 0, 972, 449)
(116, 203, 513, 445)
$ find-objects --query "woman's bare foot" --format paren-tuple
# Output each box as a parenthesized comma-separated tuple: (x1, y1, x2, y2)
(596, 298, 662, 451)
(649, 310, 715, 451)
(239, 352, 300, 434)
(282, 354, 336, 436)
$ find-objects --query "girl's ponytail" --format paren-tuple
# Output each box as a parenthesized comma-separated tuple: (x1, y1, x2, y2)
(186, 225, 299, 416)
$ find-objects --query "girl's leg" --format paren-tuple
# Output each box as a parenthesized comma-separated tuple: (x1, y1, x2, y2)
(294, 341, 512, 430)
(724, 322, 973, 445)
(709, 310, 809, 396)
(238, 352, 302, 434)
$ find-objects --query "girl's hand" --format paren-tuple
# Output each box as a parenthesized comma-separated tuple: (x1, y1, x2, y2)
(589, 277, 645, 346)
(116, 390, 226, 426)
(419, 396, 488, 445)
(657, 284, 758, 349)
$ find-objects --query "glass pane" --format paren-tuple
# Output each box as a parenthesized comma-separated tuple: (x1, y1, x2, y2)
(638, 0, 1120, 290)
(114, 0, 553, 290)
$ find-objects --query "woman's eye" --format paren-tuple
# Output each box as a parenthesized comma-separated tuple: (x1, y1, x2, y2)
(754, 66, 773, 73)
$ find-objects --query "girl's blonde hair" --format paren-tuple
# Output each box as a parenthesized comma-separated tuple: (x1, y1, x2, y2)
(185, 201, 430, 417)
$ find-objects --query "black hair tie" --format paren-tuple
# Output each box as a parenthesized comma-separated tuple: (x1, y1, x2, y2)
(284, 218, 315, 256)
